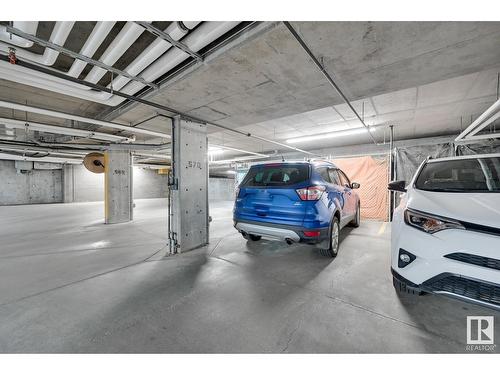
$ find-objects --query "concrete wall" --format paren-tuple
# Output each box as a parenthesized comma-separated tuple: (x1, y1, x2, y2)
(65, 165, 169, 203)
(67, 164, 105, 202)
(66, 166, 235, 202)
(1, 160, 238, 205)
(0, 160, 63, 205)
(209, 177, 235, 201)
(134, 167, 168, 199)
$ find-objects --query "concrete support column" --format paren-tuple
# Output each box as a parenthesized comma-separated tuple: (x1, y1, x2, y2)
(104, 150, 133, 224)
(62, 164, 75, 203)
(168, 116, 209, 253)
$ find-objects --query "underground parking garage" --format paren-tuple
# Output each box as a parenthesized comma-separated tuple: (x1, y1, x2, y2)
(1, 12, 500, 359)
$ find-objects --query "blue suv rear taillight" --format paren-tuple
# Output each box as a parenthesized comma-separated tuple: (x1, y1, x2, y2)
(296, 186, 325, 201)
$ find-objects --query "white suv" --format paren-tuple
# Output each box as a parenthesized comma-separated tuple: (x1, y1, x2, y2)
(389, 154, 500, 309)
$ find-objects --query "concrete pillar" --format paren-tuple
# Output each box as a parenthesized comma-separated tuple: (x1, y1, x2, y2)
(62, 165, 75, 203)
(104, 150, 133, 224)
(168, 116, 209, 253)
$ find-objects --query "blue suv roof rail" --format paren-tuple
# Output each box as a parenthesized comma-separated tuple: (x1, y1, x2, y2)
(309, 158, 335, 164)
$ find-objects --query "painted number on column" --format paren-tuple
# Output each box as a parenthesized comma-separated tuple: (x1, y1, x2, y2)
(186, 161, 202, 169)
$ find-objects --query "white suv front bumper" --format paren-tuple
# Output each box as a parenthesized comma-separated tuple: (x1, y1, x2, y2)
(391, 211, 500, 309)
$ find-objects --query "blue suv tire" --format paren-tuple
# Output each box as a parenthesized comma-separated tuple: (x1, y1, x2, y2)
(319, 216, 340, 258)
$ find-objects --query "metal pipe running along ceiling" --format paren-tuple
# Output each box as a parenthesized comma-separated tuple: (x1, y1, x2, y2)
(0, 21, 317, 156)
(0, 117, 132, 142)
(5, 24, 158, 89)
(0, 22, 234, 105)
(0, 100, 170, 139)
(283, 21, 377, 145)
(0, 54, 317, 156)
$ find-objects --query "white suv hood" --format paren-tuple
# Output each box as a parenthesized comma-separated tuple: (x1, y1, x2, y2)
(406, 189, 500, 228)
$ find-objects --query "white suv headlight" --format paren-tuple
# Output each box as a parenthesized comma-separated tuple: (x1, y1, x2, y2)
(404, 208, 465, 234)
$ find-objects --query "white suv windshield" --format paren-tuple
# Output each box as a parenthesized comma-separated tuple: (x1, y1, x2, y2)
(415, 157, 500, 192)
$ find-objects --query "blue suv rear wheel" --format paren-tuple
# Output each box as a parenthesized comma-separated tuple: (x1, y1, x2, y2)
(319, 216, 340, 258)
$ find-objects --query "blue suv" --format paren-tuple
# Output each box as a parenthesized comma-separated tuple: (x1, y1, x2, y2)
(233, 161, 361, 257)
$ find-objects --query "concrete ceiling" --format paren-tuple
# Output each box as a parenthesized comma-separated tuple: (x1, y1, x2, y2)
(113, 22, 500, 140)
(207, 65, 500, 154)
(0, 21, 499, 157)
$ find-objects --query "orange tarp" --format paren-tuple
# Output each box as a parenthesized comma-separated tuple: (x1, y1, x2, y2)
(331, 156, 389, 221)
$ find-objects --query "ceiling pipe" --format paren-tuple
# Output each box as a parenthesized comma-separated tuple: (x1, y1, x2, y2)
(103, 22, 266, 121)
(0, 145, 87, 157)
(135, 21, 203, 61)
(0, 57, 143, 103)
(1, 22, 74, 66)
(0, 22, 237, 105)
(44, 22, 236, 104)
(0, 22, 38, 48)
(0, 149, 172, 167)
(0, 57, 187, 120)
(0, 152, 82, 164)
(283, 21, 377, 145)
(84, 22, 145, 84)
(68, 21, 116, 77)
(5, 24, 157, 89)
(0, 54, 316, 156)
(104, 21, 201, 94)
(107, 22, 241, 106)
(0, 100, 170, 139)
(0, 117, 132, 142)
(5, 21, 194, 91)
(0, 24, 315, 157)
(0, 140, 171, 156)
(36, 142, 169, 151)
(1, 58, 316, 157)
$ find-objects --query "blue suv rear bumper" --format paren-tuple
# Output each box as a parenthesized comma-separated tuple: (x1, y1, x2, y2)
(233, 218, 329, 244)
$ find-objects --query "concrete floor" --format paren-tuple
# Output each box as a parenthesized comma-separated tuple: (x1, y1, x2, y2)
(0, 199, 498, 353)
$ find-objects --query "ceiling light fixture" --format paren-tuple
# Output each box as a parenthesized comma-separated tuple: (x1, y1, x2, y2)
(208, 146, 224, 156)
(209, 154, 268, 165)
(209, 144, 268, 157)
(286, 126, 378, 144)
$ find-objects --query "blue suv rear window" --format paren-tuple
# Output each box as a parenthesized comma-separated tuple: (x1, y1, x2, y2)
(241, 164, 309, 187)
